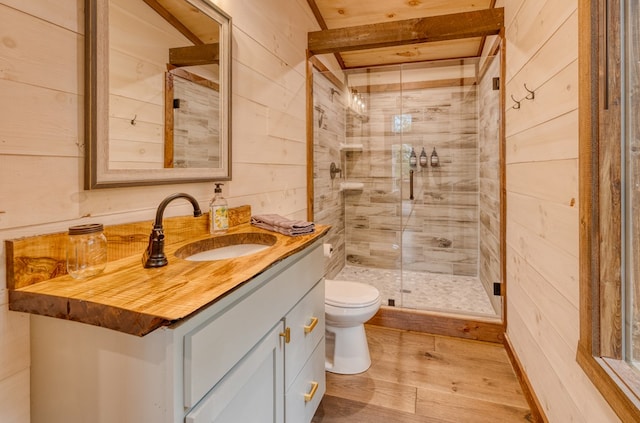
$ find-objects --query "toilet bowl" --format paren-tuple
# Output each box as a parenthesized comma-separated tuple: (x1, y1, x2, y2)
(324, 279, 381, 374)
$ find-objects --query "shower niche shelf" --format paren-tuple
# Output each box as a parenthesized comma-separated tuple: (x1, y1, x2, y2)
(339, 143, 363, 152)
(346, 109, 369, 123)
(339, 181, 364, 192)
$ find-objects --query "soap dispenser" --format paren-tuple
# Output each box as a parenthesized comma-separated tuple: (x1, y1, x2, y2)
(210, 183, 229, 234)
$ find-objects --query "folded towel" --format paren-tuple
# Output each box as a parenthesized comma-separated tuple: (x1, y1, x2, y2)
(251, 214, 315, 236)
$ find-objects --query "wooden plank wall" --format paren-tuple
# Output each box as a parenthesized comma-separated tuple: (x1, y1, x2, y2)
(504, 0, 619, 421)
(0, 0, 321, 420)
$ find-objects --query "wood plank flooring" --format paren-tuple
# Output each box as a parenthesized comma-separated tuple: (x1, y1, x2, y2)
(312, 325, 533, 422)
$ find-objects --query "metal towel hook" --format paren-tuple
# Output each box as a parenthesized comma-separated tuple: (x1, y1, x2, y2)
(511, 95, 521, 110)
(524, 83, 535, 100)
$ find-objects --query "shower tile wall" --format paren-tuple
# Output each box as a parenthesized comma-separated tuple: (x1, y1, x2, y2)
(172, 77, 221, 168)
(343, 83, 480, 277)
(312, 71, 346, 278)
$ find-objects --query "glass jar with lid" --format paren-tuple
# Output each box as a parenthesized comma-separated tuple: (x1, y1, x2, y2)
(66, 223, 107, 279)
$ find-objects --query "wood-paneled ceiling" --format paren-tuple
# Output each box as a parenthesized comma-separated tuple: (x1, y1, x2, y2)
(307, 0, 502, 69)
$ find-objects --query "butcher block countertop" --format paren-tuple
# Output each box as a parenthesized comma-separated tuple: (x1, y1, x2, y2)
(7, 209, 329, 336)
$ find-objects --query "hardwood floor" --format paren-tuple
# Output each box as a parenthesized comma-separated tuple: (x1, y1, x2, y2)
(312, 325, 533, 422)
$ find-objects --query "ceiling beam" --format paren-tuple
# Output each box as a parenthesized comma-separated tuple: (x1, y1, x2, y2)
(306, 0, 347, 69)
(308, 8, 504, 56)
(475, 0, 498, 57)
(168, 67, 219, 91)
(308, 56, 345, 89)
(142, 0, 203, 45)
(306, 0, 328, 29)
(351, 77, 477, 94)
(169, 44, 219, 67)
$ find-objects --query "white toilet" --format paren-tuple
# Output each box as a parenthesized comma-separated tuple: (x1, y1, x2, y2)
(324, 279, 381, 374)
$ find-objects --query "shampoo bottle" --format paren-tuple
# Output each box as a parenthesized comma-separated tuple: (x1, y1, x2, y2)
(409, 147, 417, 168)
(210, 183, 229, 234)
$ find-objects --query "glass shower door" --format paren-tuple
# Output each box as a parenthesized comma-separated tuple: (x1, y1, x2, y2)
(397, 59, 499, 316)
(343, 66, 404, 307)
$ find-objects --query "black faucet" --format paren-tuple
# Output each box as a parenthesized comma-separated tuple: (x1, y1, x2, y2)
(142, 193, 202, 268)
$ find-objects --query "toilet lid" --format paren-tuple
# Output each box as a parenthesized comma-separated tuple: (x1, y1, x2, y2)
(325, 279, 380, 308)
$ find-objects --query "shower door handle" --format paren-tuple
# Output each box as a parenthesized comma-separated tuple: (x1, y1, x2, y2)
(409, 170, 414, 200)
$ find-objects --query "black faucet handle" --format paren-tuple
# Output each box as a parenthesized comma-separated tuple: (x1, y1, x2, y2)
(142, 228, 167, 268)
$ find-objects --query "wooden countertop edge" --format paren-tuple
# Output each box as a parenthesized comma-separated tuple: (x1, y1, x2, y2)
(9, 290, 166, 336)
(9, 224, 330, 336)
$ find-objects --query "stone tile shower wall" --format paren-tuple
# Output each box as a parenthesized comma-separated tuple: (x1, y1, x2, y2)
(312, 71, 346, 278)
(343, 84, 480, 277)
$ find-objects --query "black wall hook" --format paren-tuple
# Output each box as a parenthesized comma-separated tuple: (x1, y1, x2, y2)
(524, 83, 535, 100)
(511, 95, 521, 110)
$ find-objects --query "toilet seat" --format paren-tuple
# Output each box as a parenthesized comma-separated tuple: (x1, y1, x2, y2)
(325, 279, 380, 308)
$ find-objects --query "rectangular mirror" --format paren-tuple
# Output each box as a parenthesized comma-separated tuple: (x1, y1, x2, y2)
(85, 0, 231, 189)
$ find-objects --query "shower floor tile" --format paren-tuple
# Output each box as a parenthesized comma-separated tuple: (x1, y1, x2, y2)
(333, 265, 497, 316)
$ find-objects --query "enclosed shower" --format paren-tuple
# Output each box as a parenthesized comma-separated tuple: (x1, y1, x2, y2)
(313, 56, 502, 318)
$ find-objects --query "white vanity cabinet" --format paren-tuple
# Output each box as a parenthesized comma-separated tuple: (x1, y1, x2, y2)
(30, 242, 325, 423)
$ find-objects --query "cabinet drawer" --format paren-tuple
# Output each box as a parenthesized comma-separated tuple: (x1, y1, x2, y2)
(285, 339, 326, 423)
(284, 279, 325, 389)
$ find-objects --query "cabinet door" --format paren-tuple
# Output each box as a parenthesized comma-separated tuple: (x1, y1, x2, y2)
(185, 323, 285, 423)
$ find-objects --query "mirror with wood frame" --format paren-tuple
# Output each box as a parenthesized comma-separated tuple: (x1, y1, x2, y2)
(85, 0, 231, 189)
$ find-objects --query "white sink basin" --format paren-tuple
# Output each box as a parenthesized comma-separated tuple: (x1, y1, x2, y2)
(175, 233, 277, 262)
(184, 244, 271, 261)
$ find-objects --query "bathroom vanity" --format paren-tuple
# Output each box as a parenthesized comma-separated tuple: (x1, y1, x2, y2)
(7, 216, 328, 423)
